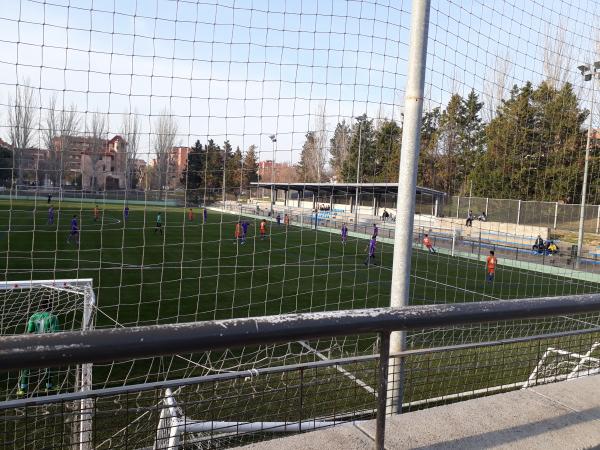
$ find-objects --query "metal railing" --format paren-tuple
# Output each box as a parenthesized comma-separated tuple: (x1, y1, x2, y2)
(3, 295, 600, 449)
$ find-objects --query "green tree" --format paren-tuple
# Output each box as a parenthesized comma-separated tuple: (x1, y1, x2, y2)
(297, 132, 317, 182)
(225, 145, 243, 195)
(341, 114, 375, 182)
(329, 120, 352, 181)
(374, 119, 402, 182)
(181, 140, 205, 191)
(471, 81, 587, 202)
(204, 139, 223, 190)
(242, 145, 259, 191)
(417, 108, 441, 189)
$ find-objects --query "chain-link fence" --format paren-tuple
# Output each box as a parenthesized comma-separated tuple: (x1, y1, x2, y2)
(445, 196, 600, 234)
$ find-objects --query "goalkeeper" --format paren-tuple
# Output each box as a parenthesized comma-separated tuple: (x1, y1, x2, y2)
(17, 299, 60, 397)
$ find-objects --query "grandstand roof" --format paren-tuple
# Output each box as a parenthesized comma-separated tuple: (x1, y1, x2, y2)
(251, 182, 446, 197)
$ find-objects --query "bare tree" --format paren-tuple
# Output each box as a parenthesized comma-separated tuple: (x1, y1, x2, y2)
(121, 111, 141, 189)
(82, 112, 107, 190)
(44, 95, 80, 187)
(543, 22, 572, 89)
(313, 103, 328, 182)
(483, 53, 512, 122)
(7, 80, 36, 185)
(153, 110, 178, 190)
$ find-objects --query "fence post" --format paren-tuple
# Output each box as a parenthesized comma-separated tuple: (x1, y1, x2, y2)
(554, 202, 559, 229)
(376, 331, 391, 450)
(451, 231, 456, 257)
(596, 205, 600, 234)
(485, 197, 489, 216)
(456, 196, 460, 218)
(516, 200, 521, 225)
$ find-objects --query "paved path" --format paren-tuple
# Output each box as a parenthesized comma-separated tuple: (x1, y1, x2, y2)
(242, 375, 600, 449)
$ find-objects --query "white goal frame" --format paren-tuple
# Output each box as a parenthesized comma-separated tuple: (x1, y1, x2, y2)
(0, 278, 96, 450)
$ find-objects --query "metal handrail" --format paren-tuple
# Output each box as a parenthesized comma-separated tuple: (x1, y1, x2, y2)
(3, 294, 600, 371)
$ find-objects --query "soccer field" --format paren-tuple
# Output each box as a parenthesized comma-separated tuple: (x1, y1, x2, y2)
(3, 199, 600, 448)
(2, 198, 599, 344)
(2, 199, 596, 328)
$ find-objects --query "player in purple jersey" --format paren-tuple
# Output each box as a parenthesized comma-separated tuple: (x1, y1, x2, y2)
(47, 206, 55, 225)
(124, 205, 129, 222)
(203, 207, 208, 224)
(67, 215, 79, 245)
(241, 221, 250, 243)
(341, 223, 348, 244)
(373, 223, 379, 238)
(364, 235, 377, 266)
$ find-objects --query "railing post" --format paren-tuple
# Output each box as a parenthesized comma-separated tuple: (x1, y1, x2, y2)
(376, 331, 390, 450)
(516, 200, 521, 225)
(554, 202, 559, 229)
(485, 197, 489, 216)
(596, 205, 600, 234)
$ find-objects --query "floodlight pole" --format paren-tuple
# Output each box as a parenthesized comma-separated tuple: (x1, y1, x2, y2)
(354, 117, 363, 231)
(269, 135, 277, 215)
(577, 63, 599, 268)
(388, 0, 431, 415)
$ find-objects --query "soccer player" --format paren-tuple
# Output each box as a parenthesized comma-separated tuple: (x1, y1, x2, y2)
(155, 212, 163, 235)
(188, 208, 194, 222)
(203, 207, 208, 224)
(47, 193, 52, 204)
(47, 205, 55, 225)
(241, 220, 250, 243)
(276, 213, 281, 226)
(373, 223, 379, 238)
(341, 223, 348, 244)
(423, 233, 436, 253)
(284, 214, 290, 227)
(93, 205, 100, 222)
(234, 221, 244, 244)
(124, 205, 130, 222)
(364, 235, 378, 266)
(67, 215, 79, 245)
(486, 250, 497, 282)
(17, 298, 60, 397)
(259, 219, 267, 240)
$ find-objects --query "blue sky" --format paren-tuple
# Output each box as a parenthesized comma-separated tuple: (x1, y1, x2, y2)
(0, 0, 597, 163)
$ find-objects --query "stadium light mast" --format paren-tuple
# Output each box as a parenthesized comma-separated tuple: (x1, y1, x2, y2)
(576, 61, 600, 268)
(353, 114, 366, 231)
(269, 134, 277, 215)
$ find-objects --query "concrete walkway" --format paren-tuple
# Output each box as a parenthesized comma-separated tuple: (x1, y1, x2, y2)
(242, 375, 600, 449)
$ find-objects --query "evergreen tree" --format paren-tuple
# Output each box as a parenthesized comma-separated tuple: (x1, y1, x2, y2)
(181, 140, 205, 190)
(226, 146, 243, 195)
(341, 114, 375, 182)
(374, 119, 402, 182)
(329, 120, 352, 181)
(297, 132, 317, 181)
(471, 81, 587, 202)
(204, 139, 223, 190)
(242, 145, 259, 191)
(417, 108, 441, 189)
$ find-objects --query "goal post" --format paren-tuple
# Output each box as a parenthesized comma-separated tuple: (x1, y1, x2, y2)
(0, 278, 96, 450)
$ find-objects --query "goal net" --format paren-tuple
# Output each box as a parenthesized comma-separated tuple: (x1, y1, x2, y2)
(0, 279, 95, 449)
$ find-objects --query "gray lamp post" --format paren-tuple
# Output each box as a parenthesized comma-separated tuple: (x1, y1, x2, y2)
(269, 134, 277, 215)
(353, 114, 366, 231)
(576, 62, 600, 268)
